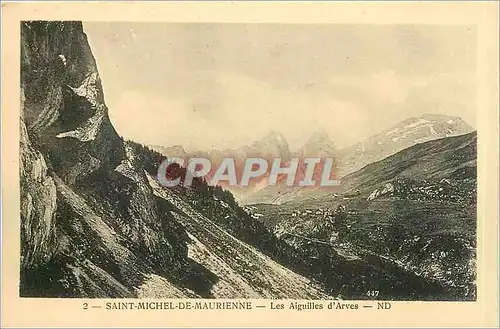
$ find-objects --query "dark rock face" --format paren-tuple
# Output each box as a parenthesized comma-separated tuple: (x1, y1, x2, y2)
(19, 21, 328, 298)
(20, 21, 180, 297)
(20, 117, 57, 270)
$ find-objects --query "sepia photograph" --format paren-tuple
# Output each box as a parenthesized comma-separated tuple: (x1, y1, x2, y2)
(20, 20, 477, 301)
(2, 2, 498, 328)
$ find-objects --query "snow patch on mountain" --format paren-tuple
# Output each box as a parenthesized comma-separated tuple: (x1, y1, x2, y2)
(56, 104, 106, 141)
(58, 54, 67, 66)
(338, 114, 475, 176)
(69, 72, 101, 106)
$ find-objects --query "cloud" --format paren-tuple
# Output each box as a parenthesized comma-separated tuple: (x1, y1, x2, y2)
(86, 23, 477, 150)
(108, 71, 369, 150)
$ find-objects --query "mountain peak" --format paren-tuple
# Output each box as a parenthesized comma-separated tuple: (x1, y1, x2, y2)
(299, 130, 337, 158)
(248, 131, 291, 159)
(339, 113, 475, 176)
(255, 131, 288, 148)
(263, 131, 287, 143)
(307, 130, 333, 144)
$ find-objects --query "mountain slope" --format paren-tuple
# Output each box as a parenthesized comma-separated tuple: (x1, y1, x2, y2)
(19, 21, 330, 298)
(248, 132, 477, 300)
(339, 131, 476, 196)
(147, 175, 328, 298)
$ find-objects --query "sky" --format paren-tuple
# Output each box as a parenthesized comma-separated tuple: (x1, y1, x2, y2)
(83, 22, 477, 151)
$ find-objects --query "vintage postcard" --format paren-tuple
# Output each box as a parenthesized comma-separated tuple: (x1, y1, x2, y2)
(2, 1, 499, 328)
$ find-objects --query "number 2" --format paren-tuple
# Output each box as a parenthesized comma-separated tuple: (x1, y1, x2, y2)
(83, 302, 88, 310)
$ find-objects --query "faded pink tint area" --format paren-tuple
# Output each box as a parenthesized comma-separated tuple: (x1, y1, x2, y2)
(157, 157, 341, 189)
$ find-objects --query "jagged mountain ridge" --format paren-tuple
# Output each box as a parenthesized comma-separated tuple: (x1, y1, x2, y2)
(296, 130, 337, 158)
(338, 113, 474, 176)
(241, 114, 474, 205)
(248, 131, 293, 160)
(19, 21, 330, 298)
(151, 130, 338, 201)
(153, 131, 293, 163)
(152, 114, 473, 205)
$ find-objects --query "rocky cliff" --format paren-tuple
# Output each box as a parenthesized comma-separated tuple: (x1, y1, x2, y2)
(19, 21, 329, 298)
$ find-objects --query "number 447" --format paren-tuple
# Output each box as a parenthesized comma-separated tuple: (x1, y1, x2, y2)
(367, 290, 379, 297)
